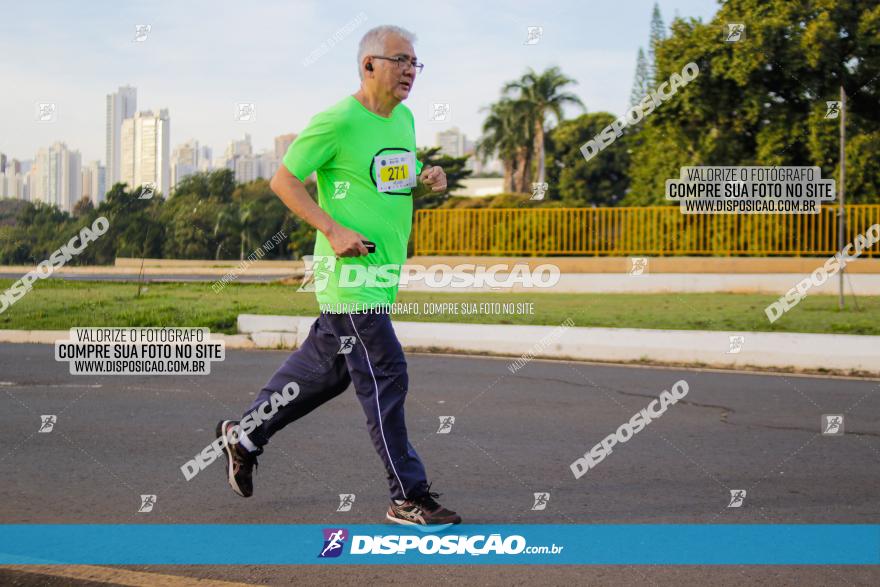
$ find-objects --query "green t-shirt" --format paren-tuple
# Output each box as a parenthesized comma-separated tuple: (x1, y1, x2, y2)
(283, 96, 423, 310)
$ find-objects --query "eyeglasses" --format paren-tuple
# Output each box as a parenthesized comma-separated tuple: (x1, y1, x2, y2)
(370, 55, 424, 74)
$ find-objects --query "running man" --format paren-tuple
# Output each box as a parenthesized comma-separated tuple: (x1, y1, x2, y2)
(216, 25, 461, 528)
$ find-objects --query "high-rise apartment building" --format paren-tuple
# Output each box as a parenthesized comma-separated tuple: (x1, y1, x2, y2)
(171, 139, 201, 190)
(105, 86, 137, 188)
(436, 127, 467, 157)
(197, 145, 213, 172)
(121, 109, 171, 195)
(81, 160, 106, 205)
(274, 133, 297, 160)
(32, 142, 82, 212)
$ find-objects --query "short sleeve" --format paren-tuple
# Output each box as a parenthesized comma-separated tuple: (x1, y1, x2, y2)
(283, 110, 338, 182)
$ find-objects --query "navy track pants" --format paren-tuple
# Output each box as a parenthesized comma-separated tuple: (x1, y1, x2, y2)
(241, 312, 429, 501)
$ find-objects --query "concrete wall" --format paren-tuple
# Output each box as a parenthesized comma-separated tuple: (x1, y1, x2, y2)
(114, 256, 880, 274)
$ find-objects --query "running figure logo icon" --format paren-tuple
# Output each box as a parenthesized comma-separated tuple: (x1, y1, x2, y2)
(139, 182, 156, 200)
(336, 494, 355, 512)
(629, 257, 648, 276)
(318, 528, 348, 558)
(138, 494, 156, 513)
(727, 489, 746, 508)
(825, 101, 841, 119)
(727, 335, 744, 354)
(430, 103, 451, 122)
(333, 181, 350, 199)
(724, 23, 745, 42)
(134, 24, 151, 42)
(524, 26, 543, 45)
(822, 414, 844, 435)
(36, 102, 57, 122)
(298, 255, 336, 293)
(530, 182, 548, 201)
(235, 103, 256, 122)
(437, 416, 455, 434)
(38, 415, 57, 433)
(338, 336, 356, 355)
(531, 492, 550, 510)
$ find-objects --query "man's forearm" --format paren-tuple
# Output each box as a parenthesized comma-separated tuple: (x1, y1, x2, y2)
(270, 168, 336, 235)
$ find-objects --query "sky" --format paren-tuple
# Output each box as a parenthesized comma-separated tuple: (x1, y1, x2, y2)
(0, 0, 721, 164)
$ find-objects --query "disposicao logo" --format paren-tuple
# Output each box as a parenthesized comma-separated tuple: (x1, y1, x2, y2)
(318, 528, 348, 558)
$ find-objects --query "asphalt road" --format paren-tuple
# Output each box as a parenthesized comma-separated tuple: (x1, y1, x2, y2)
(0, 343, 878, 585)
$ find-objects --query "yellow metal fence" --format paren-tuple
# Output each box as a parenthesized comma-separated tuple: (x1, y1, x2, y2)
(413, 205, 880, 257)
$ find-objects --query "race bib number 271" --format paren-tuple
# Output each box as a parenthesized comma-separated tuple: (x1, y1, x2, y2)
(374, 152, 417, 193)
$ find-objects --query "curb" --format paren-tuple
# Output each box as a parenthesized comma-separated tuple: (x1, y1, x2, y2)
(235, 315, 880, 375)
(3, 318, 877, 376)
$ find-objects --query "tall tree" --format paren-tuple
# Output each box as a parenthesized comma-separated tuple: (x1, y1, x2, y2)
(625, 0, 880, 204)
(502, 66, 585, 187)
(630, 47, 650, 106)
(546, 112, 635, 206)
(476, 98, 533, 193)
(648, 2, 666, 85)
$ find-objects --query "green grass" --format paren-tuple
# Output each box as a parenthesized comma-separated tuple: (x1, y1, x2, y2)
(1, 278, 878, 335)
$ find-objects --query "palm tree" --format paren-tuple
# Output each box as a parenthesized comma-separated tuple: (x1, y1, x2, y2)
(237, 200, 258, 261)
(213, 207, 239, 260)
(476, 99, 533, 193)
(503, 66, 584, 186)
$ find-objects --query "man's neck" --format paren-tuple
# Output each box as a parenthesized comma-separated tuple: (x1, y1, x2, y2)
(353, 89, 399, 118)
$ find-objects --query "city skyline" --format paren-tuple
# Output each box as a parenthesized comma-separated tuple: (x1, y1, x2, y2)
(4, 91, 483, 175)
(1, 83, 499, 210)
(0, 0, 718, 166)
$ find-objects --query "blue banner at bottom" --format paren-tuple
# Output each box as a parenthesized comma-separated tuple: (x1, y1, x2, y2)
(1, 524, 877, 565)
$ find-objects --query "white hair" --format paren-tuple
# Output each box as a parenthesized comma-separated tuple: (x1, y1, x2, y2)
(357, 25, 417, 80)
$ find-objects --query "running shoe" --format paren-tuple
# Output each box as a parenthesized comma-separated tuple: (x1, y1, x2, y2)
(216, 420, 259, 498)
(386, 485, 462, 528)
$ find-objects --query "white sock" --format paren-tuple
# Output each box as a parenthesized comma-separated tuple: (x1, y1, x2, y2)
(238, 430, 258, 453)
(393, 499, 405, 505)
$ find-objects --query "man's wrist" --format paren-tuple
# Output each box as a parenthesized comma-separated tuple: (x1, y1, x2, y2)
(317, 218, 337, 237)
